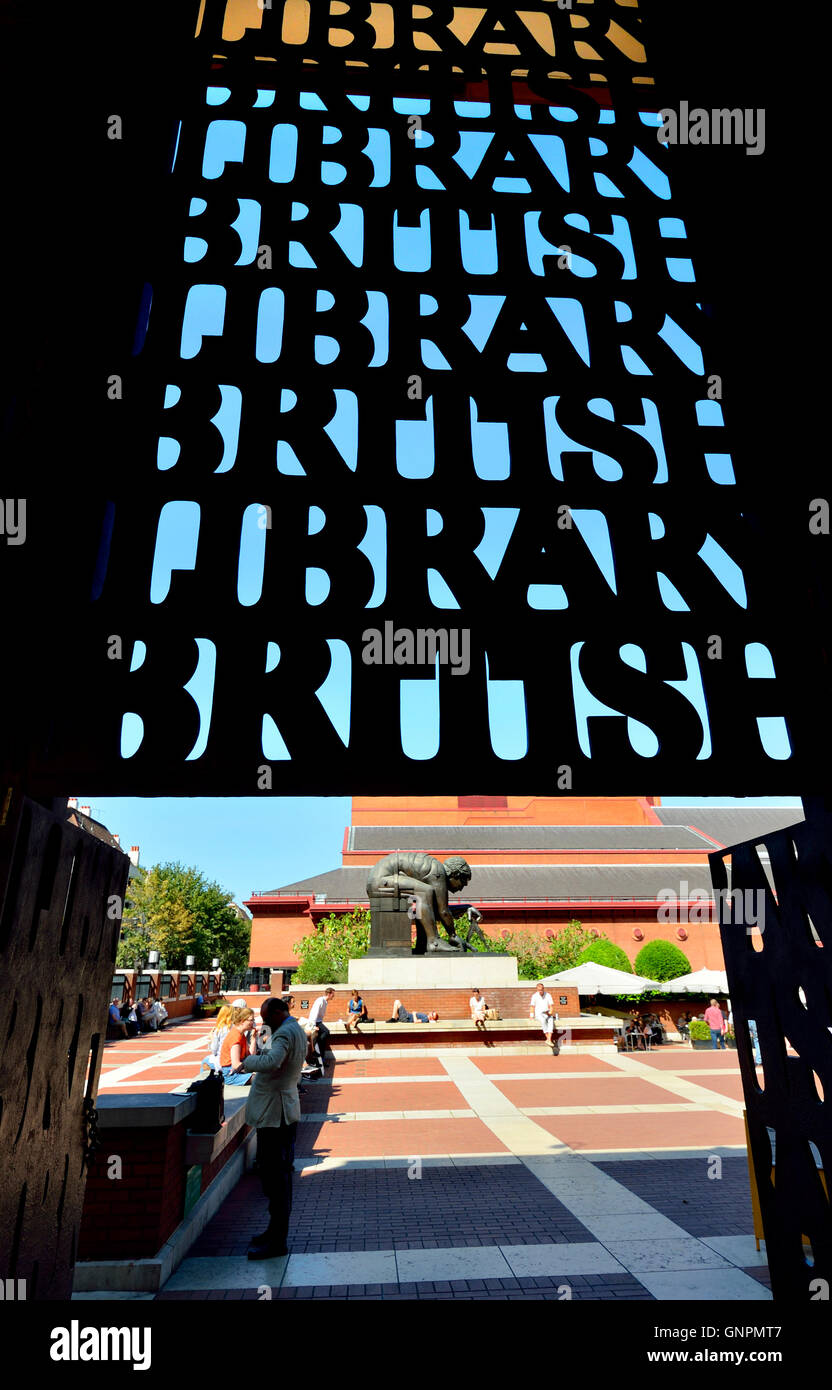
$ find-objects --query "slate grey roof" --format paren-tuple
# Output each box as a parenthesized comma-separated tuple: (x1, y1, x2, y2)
(653, 806, 804, 848)
(350, 825, 710, 851)
(259, 864, 717, 901)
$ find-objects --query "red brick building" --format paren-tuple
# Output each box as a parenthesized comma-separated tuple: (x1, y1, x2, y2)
(245, 796, 803, 978)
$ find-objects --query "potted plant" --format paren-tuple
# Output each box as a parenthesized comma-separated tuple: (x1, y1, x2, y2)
(724, 1026, 737, 1048)
(689, 1019, 713, 1049)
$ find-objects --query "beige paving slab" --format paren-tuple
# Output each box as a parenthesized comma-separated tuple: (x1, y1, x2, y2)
(602, 1053, 745, 1112)
(637, 1269, 772, 1301)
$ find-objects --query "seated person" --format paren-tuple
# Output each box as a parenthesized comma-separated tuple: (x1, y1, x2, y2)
(469, 988, 489, 1030)
(342, 989, 368, 1032)
(108, 998, 128, 1039)
(120, 1000, 140, 1037)
(151, 998, 168, 1029)
(202, 1004, 233, 1073)
(137, 998, 157, 1032)
(218, 1007, 255, 1085)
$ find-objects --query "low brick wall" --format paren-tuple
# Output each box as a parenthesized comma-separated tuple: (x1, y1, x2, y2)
(79, 1095, 250, 1262)
(79, 1107, 190, 1260)
(247, 984, 581, 1021)
(327, 1022, 616, 1050)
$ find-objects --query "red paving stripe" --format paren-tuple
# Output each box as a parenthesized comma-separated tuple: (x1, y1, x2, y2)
(330, 1058, 448, 1076)
(473, 1054, 619, 1074)
(303, 1081, 465, 1112)
(109, 1066, 202, 1083)
(97, 1081, 193, 1094)
(494, 1077, 685, 1107)
(294, 1117, 508, 1157)
(684, 1074, 750, 1100)
(637, 1052, 740, 1068)
(533, 1110, 746, 1150)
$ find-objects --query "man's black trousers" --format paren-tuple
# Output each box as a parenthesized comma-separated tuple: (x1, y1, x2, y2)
(256, 1120, 298, 1247)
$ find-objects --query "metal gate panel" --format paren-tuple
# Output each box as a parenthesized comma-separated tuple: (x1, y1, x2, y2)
(710, 801, 832, 1302)
(0, 799, 131, 1300)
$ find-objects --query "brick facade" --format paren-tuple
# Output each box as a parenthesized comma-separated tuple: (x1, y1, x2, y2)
(285, 984, 580, 1021)
(79, 1105, 251, 1262)
(79, 1122, 187, 1261)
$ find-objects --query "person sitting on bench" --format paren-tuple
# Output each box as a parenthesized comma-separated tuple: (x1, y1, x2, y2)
(108, 998, 128, 1039)
(342, 989, 368, 1032)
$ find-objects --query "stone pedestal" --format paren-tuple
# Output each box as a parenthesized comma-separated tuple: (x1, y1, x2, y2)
(366, 892, 414, 956)
(349, 955, 519, 988)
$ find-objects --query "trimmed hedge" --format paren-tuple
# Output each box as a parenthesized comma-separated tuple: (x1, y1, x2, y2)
(634, 939, 691, 982)
(689, 1019, 712, 1041)
(575, 940, 633, 973)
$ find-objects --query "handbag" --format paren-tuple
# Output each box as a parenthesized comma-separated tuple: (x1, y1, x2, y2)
(186, 1069, 225, 1133)
(484, 1008, 500, 1021)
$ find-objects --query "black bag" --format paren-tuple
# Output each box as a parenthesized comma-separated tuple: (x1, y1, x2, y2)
(186, 1069, 225, 1133)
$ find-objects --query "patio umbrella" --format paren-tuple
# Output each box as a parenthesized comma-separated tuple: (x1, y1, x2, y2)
(542, 962, 661, 995)
(663, 968, 730, 994)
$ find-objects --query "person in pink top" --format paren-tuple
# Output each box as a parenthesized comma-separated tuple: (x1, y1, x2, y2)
(704, 998, 727, 1050)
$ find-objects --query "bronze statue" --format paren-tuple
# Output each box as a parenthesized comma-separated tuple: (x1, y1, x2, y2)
(366, 851, 472, 953)
(453, 903, 488, 951)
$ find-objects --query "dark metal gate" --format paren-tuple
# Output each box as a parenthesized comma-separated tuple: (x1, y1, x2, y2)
(0, 796, 131, 1300)
(710, 797, 832, 1302)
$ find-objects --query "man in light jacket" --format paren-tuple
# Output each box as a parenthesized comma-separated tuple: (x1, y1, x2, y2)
(234, 995, 308, 1259)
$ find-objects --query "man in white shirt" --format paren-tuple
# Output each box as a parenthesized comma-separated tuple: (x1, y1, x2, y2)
(529, 981, 557, 1050)
(304, 987, 335, 1064)
(469, 988, 489, 1031)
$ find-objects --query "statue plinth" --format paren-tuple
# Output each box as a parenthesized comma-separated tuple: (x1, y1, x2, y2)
(366, 892, 415, 956)
(349, 955, 520, 988)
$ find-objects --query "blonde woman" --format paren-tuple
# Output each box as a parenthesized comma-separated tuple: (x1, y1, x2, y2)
(202, 1004, 233, 1073)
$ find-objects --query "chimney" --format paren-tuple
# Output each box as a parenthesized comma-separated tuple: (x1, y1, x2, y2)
(67, 796, 78, 810)
(80, 805, 91, 818)
(129, 846, 140, 866)
(113, 833, 120, 846)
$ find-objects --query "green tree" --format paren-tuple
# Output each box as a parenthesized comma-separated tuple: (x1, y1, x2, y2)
(118, 862, 251, 973)
(472, 919, 600, 980)
(634, 938, 692, 982)
(544, 920, 600, 973)
(576, 939, 633, 973)
(293, 908, 371, 984)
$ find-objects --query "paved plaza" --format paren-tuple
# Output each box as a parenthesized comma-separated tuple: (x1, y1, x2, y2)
(87, 1021, 773, 1302)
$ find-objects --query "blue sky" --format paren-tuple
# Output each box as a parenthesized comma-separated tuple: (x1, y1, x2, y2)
(78, 794, 802, 911)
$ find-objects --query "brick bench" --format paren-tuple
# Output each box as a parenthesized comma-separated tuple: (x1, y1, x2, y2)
(326, 1016, 621, 1050)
